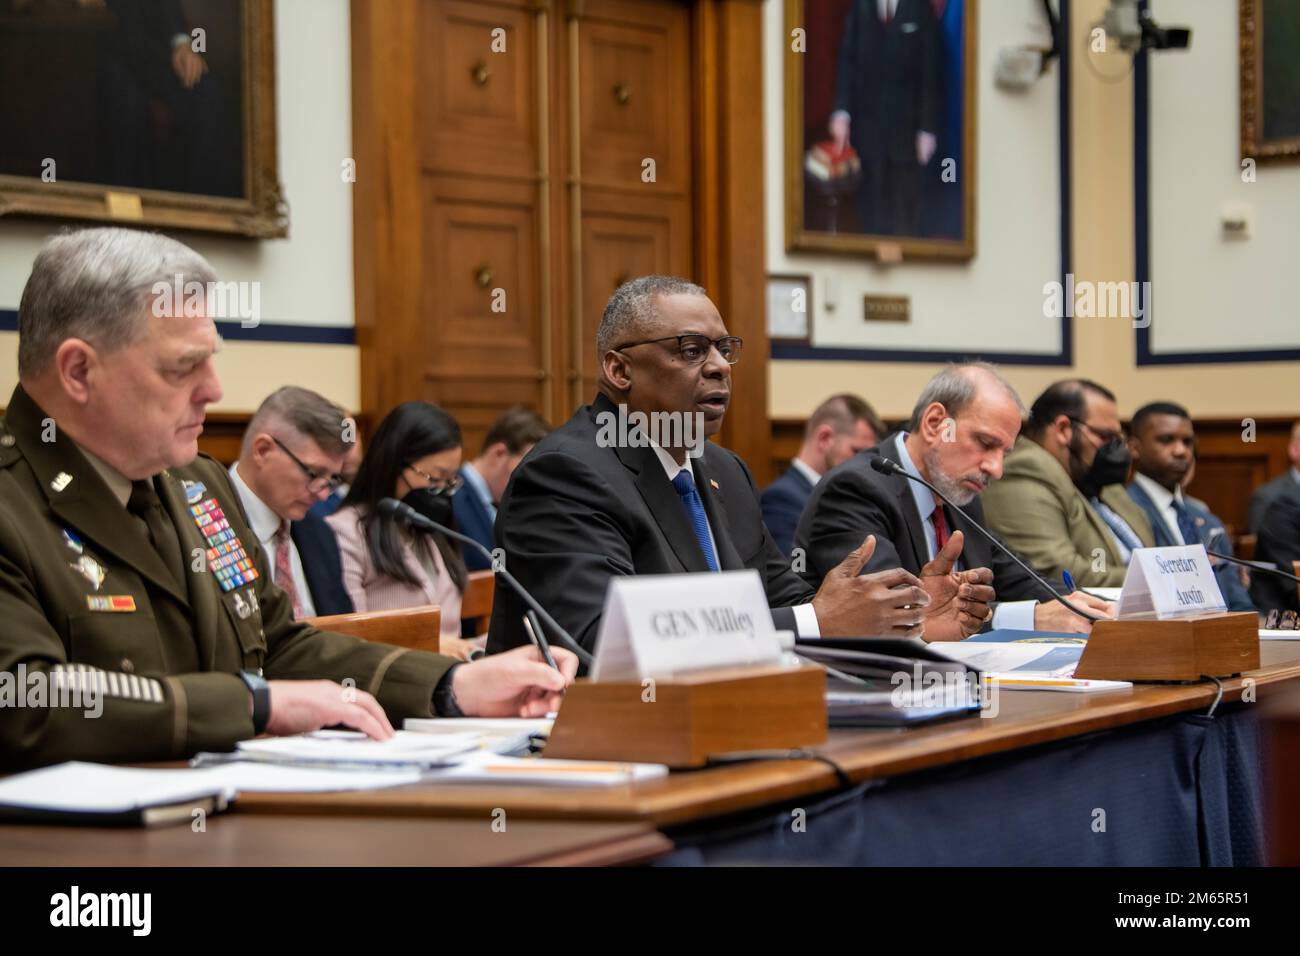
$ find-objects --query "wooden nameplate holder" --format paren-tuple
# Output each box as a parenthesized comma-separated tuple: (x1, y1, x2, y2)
(543, 663, 827, 768)
(1074, 611, 1259, 682)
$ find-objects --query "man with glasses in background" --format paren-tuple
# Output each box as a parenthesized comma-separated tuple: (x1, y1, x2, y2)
(487, 276, 931, 660)
(229, 387, 355, 617)
(982, 379, 1154, 587)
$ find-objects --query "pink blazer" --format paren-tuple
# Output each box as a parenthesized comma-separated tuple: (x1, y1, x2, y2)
(326, 505, 462, 636)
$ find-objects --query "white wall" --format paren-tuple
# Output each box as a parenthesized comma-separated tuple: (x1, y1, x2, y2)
(1148, 0, 1300, 355)
(764, 0, 1064, 360)
(0, 0, 357, 411)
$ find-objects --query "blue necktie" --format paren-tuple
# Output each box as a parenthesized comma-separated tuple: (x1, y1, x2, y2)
(1171, 498, 1202, 547)
(671, 470, 720, 572)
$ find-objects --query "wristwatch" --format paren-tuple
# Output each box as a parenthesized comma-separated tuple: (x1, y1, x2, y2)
(237, 670, 271, 735)
(432, 664, 465, 717)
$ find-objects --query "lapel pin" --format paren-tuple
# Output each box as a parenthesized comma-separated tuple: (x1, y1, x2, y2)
(62, 528, 84, 554)
(69, 556, 105, 591)
(50, 472, 73, 492)
(709, 478, 719, 490)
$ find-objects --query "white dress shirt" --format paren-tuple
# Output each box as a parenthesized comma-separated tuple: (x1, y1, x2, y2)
(1131, 471, 1188, 545)
(895, 436, 1036, 631)
(229, 462, 316, 618)
(649, 444, 820, 637)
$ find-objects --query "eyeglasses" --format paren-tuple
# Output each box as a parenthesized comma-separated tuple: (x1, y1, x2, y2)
(272, 436, 344, 493)
(1067, 417, 1125, 446)
(613, 334, 744, 366)
(405, 463, 462, 496)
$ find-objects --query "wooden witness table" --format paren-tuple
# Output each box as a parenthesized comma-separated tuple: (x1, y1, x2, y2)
(0, 815, 671, 868)
(233, 642, 1300, 835)
(5, 644, 1294, 866)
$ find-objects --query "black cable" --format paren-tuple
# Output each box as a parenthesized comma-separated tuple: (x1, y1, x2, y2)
(1199, 674, 1224, 718)
(705, 749, 853, 790)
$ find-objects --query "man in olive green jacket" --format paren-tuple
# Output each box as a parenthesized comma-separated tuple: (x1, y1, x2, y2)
(1, 228, 575, 770)
(982, 380, 1154, 587)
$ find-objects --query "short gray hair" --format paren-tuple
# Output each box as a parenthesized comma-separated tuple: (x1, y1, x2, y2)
(17, 227, 217, 378)
(243, 386, 353, 458)
(908, 362, 1026, 431)
(596, 275, 707, 359)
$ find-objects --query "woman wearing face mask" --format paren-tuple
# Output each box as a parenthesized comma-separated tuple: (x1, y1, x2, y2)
(327, 401, 480, 660)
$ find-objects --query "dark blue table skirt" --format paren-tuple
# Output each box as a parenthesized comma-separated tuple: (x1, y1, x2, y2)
(660, 704, 1263, 866)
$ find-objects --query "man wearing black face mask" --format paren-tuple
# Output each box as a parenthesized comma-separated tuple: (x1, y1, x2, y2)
(982, 380, 1154, 587)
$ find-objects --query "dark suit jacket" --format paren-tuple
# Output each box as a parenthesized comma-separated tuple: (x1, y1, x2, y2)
(452, 469, 497, 572)
(760, 465, 816, 557)
(834, 0, 940, 164)
(794, 433, 1044, 606)
(1251, 484, 1300, 613)
(1125, 480, 1255, 613)
(291, 512, 353, 617)
(1248, 471, 1298, 536)
(486, 395, 816, 658)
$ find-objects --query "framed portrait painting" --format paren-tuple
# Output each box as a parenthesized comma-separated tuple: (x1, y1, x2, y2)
(785, 0, 976, 259)
(0, 0, 286, 237)
(1240, 0, 1300, 163)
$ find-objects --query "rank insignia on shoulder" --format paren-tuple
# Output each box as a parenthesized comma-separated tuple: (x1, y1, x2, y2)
(87, 595, 136, 613)
(62, 529, 84, 555)
(182, 480, 207, 504)
(50, 472, 73, 493)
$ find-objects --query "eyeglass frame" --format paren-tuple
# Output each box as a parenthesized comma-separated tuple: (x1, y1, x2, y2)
(271, 436, 345, 493)
(404, 462, 463, 497)
(1066, 416, 1125, 446)
(611, 333, 744, 366)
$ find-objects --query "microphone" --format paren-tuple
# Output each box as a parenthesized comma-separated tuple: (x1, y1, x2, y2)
(378, 497, 594, 667)
(869, 456, 1103, 623)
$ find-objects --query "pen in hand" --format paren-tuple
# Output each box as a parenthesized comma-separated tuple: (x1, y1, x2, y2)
(522, 611, 561, 673)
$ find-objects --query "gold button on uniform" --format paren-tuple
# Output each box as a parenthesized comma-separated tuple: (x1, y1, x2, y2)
(120, 658, 135, 673)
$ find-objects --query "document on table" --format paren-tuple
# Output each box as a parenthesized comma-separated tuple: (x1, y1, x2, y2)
(930, 642, 1085, 676)
(232, 729, 482, 768)
(403, 717, 553, 754)
(1260, 629, 1300, 641)
(0, 762, 234, 818)
(431, 752, 668, 787)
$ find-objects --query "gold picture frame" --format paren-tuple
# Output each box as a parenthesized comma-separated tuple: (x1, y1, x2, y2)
(0, 0, 287, 238)
(1239, 0, 1300, 164)
(784, 0, 977, 260)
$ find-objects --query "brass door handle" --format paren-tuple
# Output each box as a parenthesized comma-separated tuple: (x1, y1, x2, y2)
(474, 265, 494, 288)
(613, 82, 631, 105)
(471, 61, 491, 86)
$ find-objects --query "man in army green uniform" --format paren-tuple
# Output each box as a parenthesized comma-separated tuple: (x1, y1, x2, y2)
(0, 227, 576, 770)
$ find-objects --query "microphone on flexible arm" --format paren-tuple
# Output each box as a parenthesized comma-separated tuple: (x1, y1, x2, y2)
(378, 497, 594, 668)
(868, 456, 1103, 624)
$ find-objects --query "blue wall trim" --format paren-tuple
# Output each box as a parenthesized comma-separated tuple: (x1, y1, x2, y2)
(0, 308, 355, 345)
(772, 0, 1073, 367)
(1133, 2, 1300, 366)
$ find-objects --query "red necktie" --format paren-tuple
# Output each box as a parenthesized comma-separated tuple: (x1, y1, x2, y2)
(273, 520, 305, 619)
(930, 500, 950, 553)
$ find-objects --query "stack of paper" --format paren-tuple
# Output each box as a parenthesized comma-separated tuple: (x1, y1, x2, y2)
(431, 752, 667, 787)
(403, 717, 552, 755)
(232, 729, 483, 768)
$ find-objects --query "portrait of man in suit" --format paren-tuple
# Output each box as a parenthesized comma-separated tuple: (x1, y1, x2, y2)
(791, 0, 970, 251)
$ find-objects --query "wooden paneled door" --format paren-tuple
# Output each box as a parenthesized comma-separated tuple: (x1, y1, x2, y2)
(353, 0, 770, 477)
